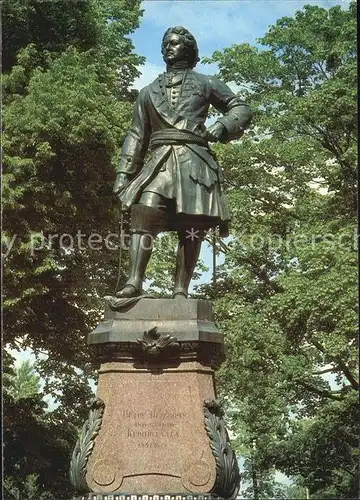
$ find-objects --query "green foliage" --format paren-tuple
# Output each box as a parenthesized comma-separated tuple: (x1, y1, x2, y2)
(201, 3, 358, 498)
(3, 0, 143, 376)
(3, 1, 358, 499)
(4, 359, 41, 401)
(283, 484, 309, 499)
(273, 391, 359, 498)
(146, 232, 208, 296)
(145, 233, 178, 295)
(2, 1, 144, 497)
(4, 474, 56, 500)
(2, 0, 144, 97)
(3, 358, 77, 499)
(2, 0, 98, 73)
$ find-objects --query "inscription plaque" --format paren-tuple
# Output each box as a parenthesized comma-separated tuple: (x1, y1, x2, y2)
(124, 409, 186, 449)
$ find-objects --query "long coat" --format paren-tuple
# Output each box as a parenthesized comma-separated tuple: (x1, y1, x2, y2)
(117, 69, 252, 232)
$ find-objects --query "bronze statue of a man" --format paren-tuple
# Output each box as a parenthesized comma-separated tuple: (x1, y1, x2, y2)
(114, 26, 252, 299)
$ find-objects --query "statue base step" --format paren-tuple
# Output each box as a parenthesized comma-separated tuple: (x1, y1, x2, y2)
(72, 494, 225, 500)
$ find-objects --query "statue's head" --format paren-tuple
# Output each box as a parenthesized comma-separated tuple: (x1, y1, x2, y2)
(161, 26, 200, 68)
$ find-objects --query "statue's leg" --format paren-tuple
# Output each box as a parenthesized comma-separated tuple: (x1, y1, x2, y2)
(116, 193, 167, 298)
(173, 229, 206, 299)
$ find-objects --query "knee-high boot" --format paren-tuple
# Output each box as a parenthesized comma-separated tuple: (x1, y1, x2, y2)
(116, 231, 153, 296)
(172, 231, 204, 298)
(116, 205, 167, 298)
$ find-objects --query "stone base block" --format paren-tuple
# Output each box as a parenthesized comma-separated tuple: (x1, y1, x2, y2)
(89, 299, 223, 345)
(85, 362, 217, 495)
(88, 299, 225, 369)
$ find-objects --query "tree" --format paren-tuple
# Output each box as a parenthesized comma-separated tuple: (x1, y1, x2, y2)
(3, 1, 144, 497)
(199, 2, 358, 498)
(4, 359, 41, 401)
(284, 484, 309, 499)
(3, 358, 77, 500)
(3, 0, 144, 410)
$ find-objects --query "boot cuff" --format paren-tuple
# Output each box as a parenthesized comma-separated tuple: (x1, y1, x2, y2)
(131, 204, 168, 234)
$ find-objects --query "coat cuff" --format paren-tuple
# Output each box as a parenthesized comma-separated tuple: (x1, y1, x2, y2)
(116, 156, 143, 176)
(216, 117, 244, 142)
(217, 105, 252, 142)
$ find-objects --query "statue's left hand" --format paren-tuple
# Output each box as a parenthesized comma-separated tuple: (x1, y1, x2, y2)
(206, 122, 226, 143)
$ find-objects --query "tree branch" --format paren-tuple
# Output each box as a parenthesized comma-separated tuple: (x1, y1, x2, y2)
(204, 236, 230, 254)
(340, 465, 358, 478)
(298, 381, 342, 400)
(218, 239, 230, 253)
(312, 367, 336, 375)
(313, 62, 331, 82)
(246, 258, 284, 294)
(309, 337, 359, 390)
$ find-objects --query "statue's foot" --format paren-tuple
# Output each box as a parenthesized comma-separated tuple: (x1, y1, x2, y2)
(115, 284, 141, 298)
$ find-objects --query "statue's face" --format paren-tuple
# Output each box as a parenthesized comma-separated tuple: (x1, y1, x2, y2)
(162, 33, 188, 64)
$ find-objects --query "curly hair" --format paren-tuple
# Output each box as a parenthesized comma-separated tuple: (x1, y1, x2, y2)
(161, 26, 200, 69)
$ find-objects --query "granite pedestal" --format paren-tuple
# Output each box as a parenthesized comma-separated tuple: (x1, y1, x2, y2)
(70, 299, 239, 500)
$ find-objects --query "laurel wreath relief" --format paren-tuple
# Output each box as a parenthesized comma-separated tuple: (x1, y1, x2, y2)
(203, 399, 241, 500)
(69, 398, 105, 493)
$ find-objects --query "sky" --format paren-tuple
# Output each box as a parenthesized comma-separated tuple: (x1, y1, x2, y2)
(131, 0, 350, 89)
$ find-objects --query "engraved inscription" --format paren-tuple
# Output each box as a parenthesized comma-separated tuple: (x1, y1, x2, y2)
(123, 409, 186, 449)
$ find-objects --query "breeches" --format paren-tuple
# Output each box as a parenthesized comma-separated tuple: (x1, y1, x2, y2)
(135, 191, 216, 235)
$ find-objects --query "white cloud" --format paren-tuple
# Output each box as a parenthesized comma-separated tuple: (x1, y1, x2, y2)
(142, 0, 258, 48)
(140, 0, 349, 54)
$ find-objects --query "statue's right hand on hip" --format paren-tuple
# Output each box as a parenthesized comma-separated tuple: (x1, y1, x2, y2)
(113, 173, 130, 196)
(206, 121, 227, 143)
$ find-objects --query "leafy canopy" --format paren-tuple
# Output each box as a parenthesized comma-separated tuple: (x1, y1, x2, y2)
(200, 3, 357, 498)
(3, 2, 144, 498)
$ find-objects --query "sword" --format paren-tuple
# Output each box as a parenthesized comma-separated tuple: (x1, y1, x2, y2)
(212, 227, 217, 288)
(114, 208, 124, 296)
(204, 227, 218, 289)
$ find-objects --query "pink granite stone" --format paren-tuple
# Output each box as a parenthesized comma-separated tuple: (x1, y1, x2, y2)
(86, 361, 217, 494)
